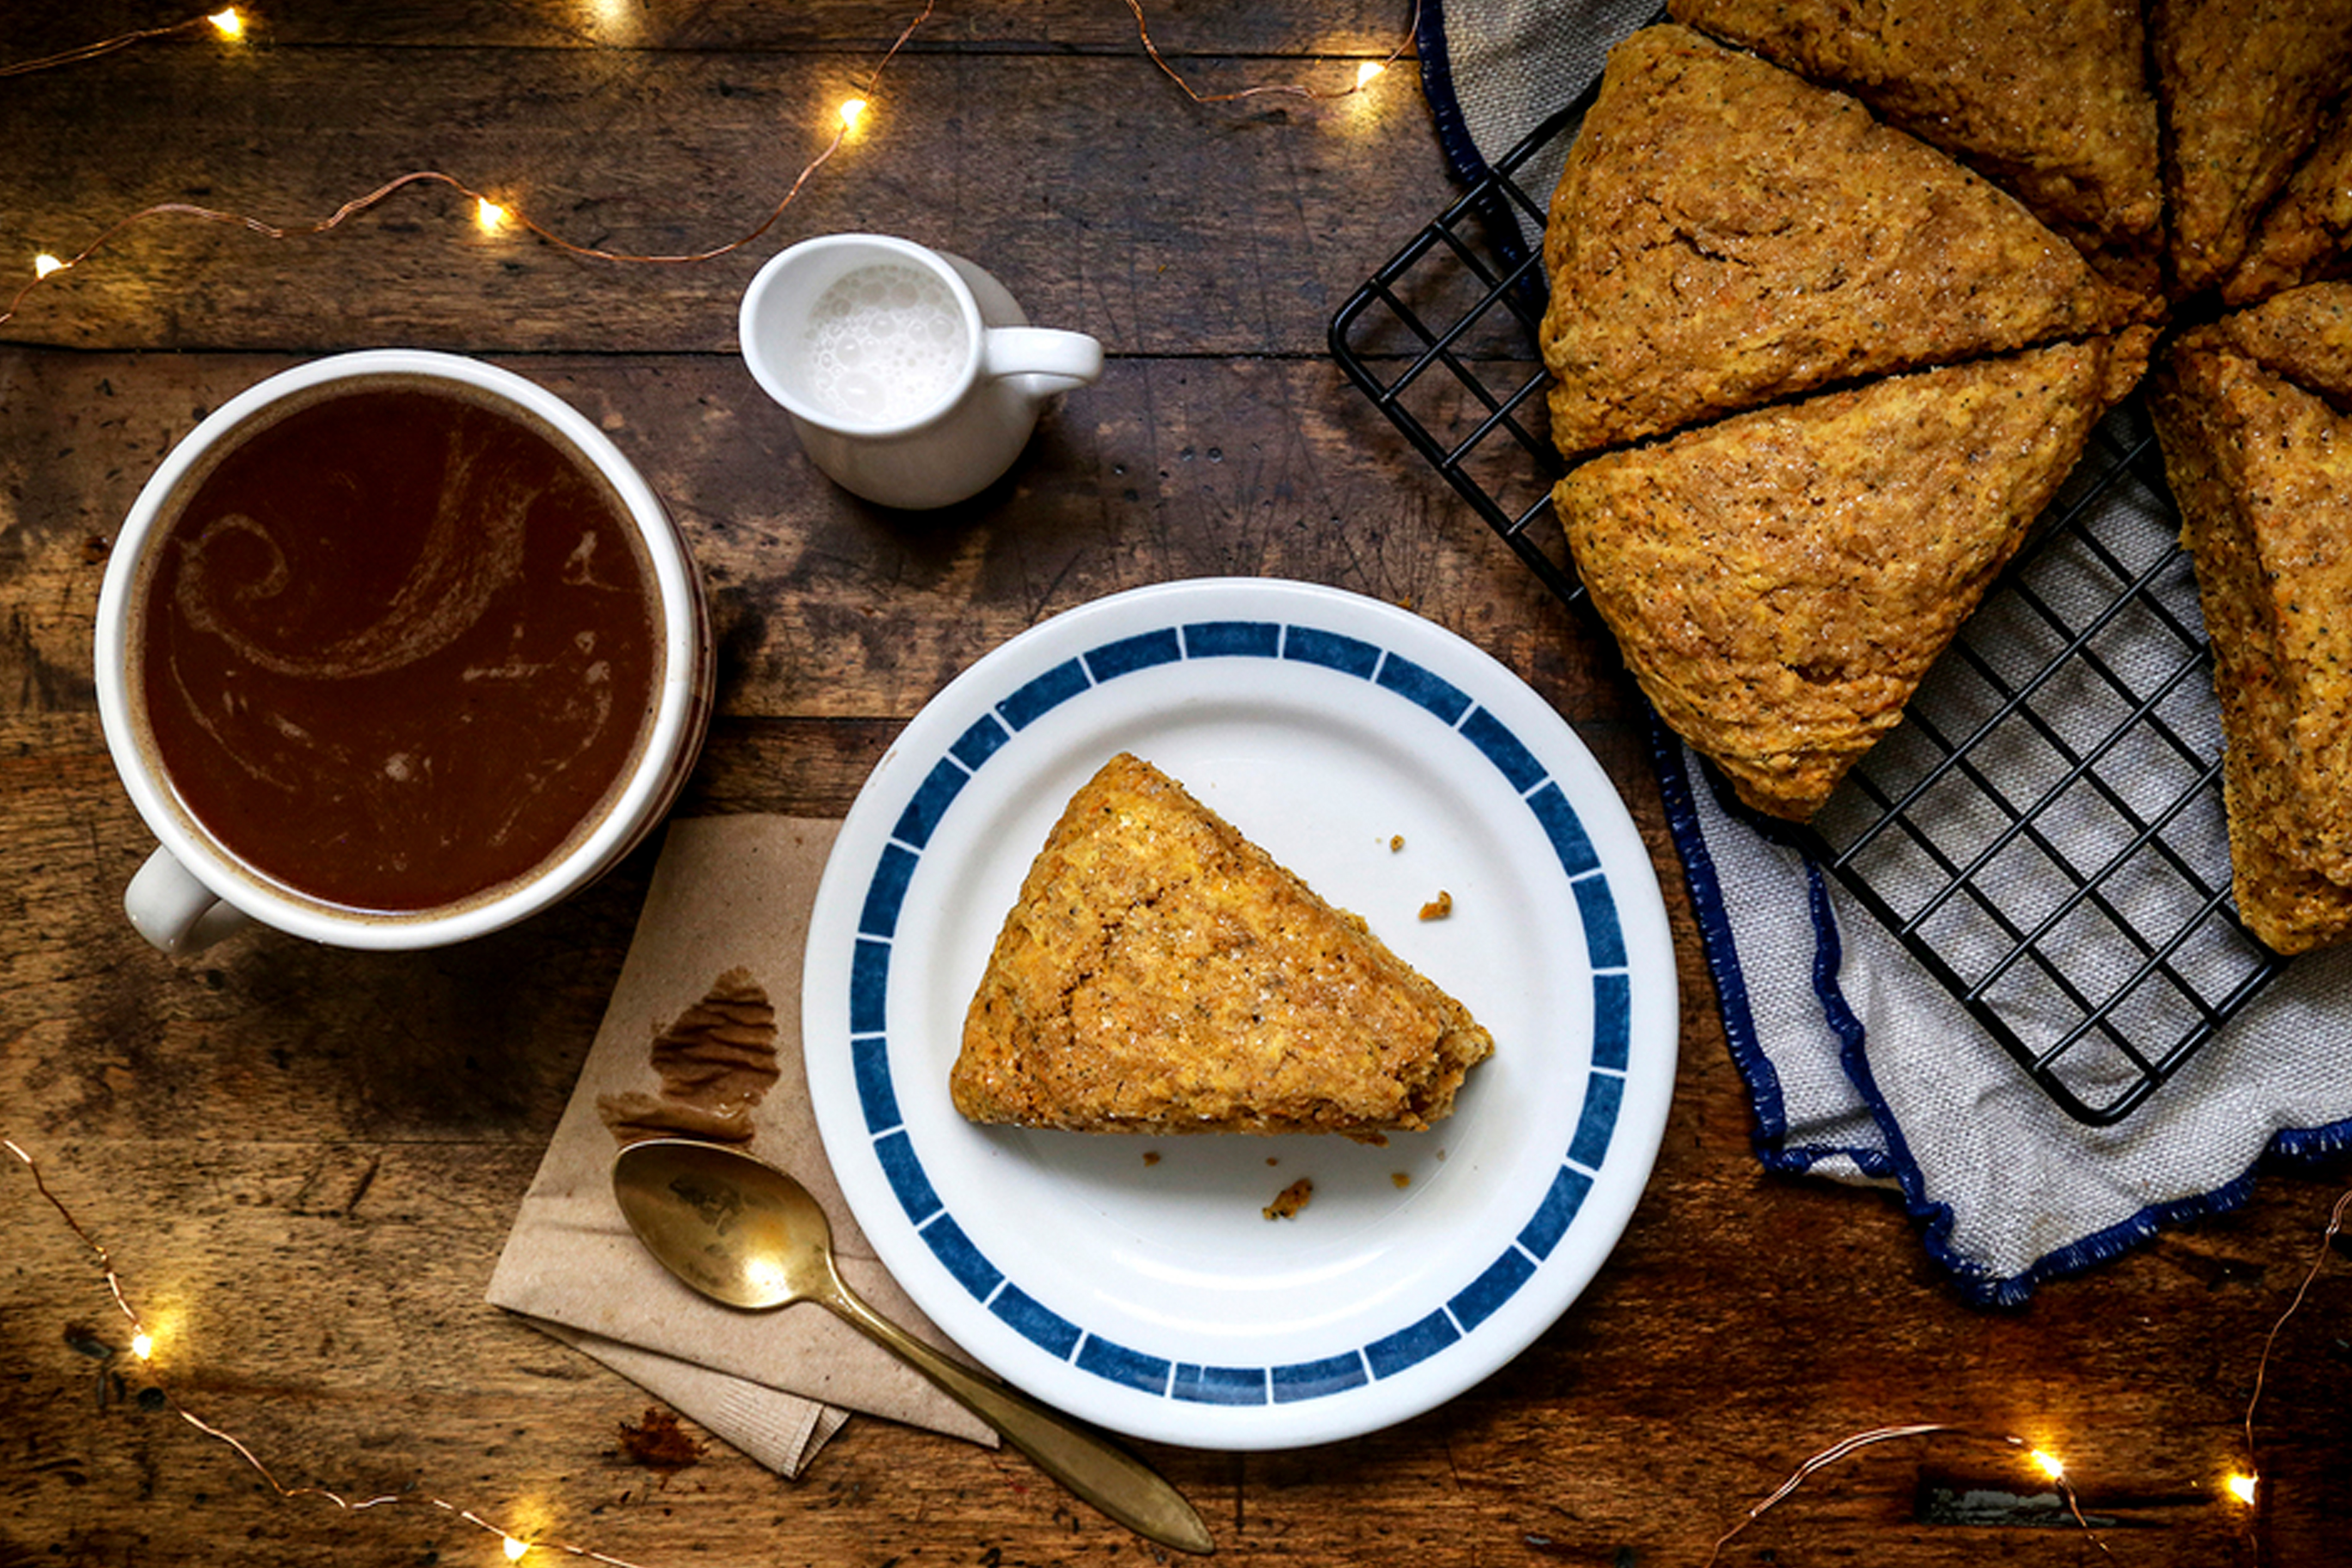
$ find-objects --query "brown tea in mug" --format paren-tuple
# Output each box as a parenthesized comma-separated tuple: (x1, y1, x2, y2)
(133, 378, 663, 915)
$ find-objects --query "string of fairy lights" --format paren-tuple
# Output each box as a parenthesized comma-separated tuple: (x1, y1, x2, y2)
(11, 1129, 2349, 1564)
(0, 2, 1413, 329)
(7, 1137, 647, 1567)
(4, 5, 2347, 1564)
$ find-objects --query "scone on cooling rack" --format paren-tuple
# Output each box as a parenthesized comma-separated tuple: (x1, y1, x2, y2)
(1537, 23, 2145, 461)
(1667, 0, 2163, 292)
(1558, 328, 2152, 820)
(2150, 282, 2352, 953)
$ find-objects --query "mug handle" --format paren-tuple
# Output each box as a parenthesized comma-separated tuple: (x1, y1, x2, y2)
(980, 327, 1104, 397)
(125, 846, 252, 957)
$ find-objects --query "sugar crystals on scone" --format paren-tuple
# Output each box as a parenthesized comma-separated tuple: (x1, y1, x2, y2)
(2150, 283, 2352, 952)
(1558, 330, 2153, 820)
(950, 753, 1493, 1136)
(1539, 24, 2145, 462)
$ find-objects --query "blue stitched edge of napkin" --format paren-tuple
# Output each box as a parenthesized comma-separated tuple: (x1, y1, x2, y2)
(1416, 0, 2352, 1307)
(1655, 719, 2352, 1307)
(1648, 719, 1898, 1184)
(1416, 2, 1492, 195)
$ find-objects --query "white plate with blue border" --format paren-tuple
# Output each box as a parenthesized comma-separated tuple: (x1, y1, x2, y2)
(802, 578, 1677, 1449)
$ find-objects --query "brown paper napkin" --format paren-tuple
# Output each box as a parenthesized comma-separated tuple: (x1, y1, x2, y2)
(486, 816, 996, 1474)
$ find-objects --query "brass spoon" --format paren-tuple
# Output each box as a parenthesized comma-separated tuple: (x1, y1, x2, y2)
(610, 1137, 1214, 1555)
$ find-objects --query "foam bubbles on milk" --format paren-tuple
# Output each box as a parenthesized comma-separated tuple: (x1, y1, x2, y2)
(798, 262, 971, 423)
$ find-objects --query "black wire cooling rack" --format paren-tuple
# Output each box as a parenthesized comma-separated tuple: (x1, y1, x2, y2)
(1328, 84, 2289, 1126)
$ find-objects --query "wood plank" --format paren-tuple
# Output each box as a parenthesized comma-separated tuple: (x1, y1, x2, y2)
(10, 9, 2352, 1566)
(2, 48, 1448, 353)
(0, 350, 1620, 728)
(10, 0, 1419, 57)
(5, 1136, 2345, 1563)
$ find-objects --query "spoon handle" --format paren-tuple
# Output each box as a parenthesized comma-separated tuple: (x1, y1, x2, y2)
(821, 1283, 1214, 1555)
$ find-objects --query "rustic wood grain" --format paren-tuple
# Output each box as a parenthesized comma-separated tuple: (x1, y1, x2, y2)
(4, 44, 1438, 353)
(13, 0, 1415, 56)
(0, 352, 1614, 725)
(4, 4, 2350, 1566)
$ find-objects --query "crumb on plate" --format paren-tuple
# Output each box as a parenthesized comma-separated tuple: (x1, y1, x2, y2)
(1263, 1177, 1314, 1220)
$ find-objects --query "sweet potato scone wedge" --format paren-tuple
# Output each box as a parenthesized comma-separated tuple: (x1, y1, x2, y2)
(1667, 0, 2162, 292)
(951, 752, 1494, 1135)
(2226, 101, 2352, 306)
(2190, 278, 2352, 389)
(1557, 329, 2153, 820)
(2153, 0, 2352, 298)
(1539, 24, 2144, 461)
(2149, 283, 2352, 952)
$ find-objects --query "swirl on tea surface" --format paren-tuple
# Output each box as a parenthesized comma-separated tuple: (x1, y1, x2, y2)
(139, 384, 660, 914)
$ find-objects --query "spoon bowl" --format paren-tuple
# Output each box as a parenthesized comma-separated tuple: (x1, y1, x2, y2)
(611, 1137, 1212, 1555)
(611, 1140, 837, 1311)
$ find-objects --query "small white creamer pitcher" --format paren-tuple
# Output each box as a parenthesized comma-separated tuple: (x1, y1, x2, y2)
(738, 233, 1102, 509)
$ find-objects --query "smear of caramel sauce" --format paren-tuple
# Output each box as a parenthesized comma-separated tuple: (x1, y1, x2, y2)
(597, 967, 780, 1146)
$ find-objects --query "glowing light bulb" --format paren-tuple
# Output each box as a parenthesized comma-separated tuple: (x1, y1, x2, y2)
(2028, 1448, 2066, 1483)
(837, 97, 868, 131)
(130, 1331, 155, 1361)
(1355, 62, 1386, 89)
(475, 197, 509, 234)
(2227, 1473, 2258, 1505)
(503, 1535, 530, 1562)
(33, 253, 64, 279)
(207, 8, 244, 40)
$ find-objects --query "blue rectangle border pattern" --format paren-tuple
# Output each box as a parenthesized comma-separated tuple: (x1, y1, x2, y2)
(839, 597, 1639, 1418)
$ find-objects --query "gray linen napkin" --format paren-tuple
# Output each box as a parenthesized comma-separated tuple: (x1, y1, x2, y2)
(487, 816, 995, 1474)
(1421, 0, 2352, 1302)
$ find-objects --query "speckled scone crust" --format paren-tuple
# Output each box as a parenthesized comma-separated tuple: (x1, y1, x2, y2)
(2195, 278, 2352, 390)
(1668, 0, 2162, 292)
(1539, 24, 2143, 461)
(2149, 284, 2352, 952)
(1557, 329, 2153, 820)
(2153, 0, 2352, 297)
(950, 753, 1495, 1135)
(2227, 102, 2352, 305)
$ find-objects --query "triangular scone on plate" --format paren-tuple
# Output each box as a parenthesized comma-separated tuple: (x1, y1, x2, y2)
(1539, 24, 2145, 461)
(1668, 0, 2163, 293)
(2149, 283, 2352, 953)
(2153, 0, 2352, 298)
(951, 752, 1494, 1135)
(2226, 101, 2352, 306)
(1557, 329, 2154, 820)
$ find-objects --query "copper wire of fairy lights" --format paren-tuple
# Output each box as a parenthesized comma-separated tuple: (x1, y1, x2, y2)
(3, 1138, 653, 1566)
(4, 1137, 140, 1333)
(1122, 0, 1420, 103)
(1698, 1183, 2352, 1559)
(2239, 1185, 2352, 1510)
(0, 7, 238, 78)
(0, 1, 940, 329)
(1698, 1425, 2108, 1566)
(15, 1126, 2351, 1564)
(0, 1, 1414, 331)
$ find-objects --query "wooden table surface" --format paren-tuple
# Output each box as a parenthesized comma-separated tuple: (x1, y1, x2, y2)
(4, 5, 2348, 1565)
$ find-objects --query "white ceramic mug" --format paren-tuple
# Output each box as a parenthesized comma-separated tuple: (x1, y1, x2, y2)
(95, 349, 716, 957)
(738, 233, 1102, 509)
